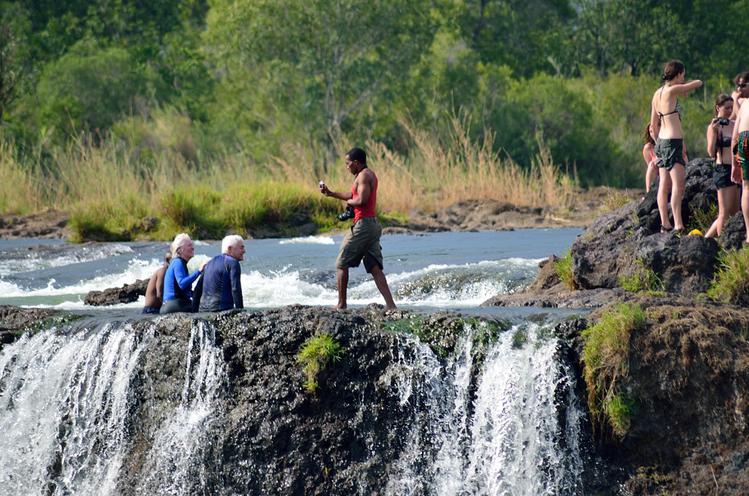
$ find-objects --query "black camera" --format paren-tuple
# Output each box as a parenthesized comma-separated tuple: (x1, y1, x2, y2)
(716, 118, 730, 126)
(337, 206, 355, 222)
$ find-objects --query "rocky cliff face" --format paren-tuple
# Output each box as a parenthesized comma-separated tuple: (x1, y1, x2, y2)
(562, 301, 749, 496)
(1, 305, 599, 495)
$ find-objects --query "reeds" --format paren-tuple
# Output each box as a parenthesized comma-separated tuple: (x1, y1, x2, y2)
(1, 119, 577, 240)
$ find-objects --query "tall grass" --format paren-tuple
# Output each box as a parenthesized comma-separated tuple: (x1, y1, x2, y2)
(582, 303, 646, 438)
(707, 248, 749, 305)
(0, 119, 577, 240)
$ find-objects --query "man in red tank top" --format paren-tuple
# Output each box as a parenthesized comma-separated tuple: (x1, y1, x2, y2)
(320, 147, 397, 310)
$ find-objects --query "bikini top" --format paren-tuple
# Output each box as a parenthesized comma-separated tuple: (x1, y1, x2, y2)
(657, 87, 682, 122)
(717, 133, 732, 148)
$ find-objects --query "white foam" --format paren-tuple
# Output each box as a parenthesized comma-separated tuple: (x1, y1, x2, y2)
(0, 259, 161, 298)
(240, 258, 541, 309)
(0, 244, 134, 276)
(278, 236, 335, 245)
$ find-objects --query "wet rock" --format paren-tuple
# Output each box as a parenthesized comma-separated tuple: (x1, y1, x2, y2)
(0, 305, 75, 348)
(84, 279, 149, 306)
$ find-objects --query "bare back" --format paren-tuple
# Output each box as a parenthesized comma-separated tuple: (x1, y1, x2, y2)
(738, 101, 749, 134)
(651, 86, 683, 139)
(144, 265, 167, 307)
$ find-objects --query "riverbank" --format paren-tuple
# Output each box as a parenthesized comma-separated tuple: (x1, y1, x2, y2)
(0, 186, 639, 241)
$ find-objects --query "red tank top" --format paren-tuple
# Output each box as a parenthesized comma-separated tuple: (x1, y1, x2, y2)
(351, 170, 377, 223)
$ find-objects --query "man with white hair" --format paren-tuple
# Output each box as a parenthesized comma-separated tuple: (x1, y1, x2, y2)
(194, 234, 245, 312)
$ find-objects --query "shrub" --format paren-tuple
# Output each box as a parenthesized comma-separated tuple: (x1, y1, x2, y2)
(36, 42, 155, 139)
(554, 250, 576, 290)
(707, 248, 749, 305)
(296, 333, 344, 394)
(582, 303, 646, 438)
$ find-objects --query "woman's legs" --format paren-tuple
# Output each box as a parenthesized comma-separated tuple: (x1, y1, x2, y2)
(706, 187, 732, 238)
(646, 163, 658, 193)
(669, 164, 686, 230)
(657, 167, 673, 230)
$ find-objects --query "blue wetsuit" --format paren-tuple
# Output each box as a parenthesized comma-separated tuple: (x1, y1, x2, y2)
(195, 254, 243, 312)
(161, 258, 201, 314)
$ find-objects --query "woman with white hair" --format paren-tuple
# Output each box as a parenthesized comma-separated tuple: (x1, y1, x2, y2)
(161, 233, 203, 314)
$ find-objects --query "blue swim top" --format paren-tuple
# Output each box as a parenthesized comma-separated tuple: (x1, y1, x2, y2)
(163, 258, 202, 302)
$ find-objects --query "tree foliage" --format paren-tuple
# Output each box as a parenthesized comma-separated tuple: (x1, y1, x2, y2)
(1, 0, 746, 187)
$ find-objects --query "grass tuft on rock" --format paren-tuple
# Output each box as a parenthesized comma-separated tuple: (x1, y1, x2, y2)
(581, 303, 645, 438)
(296, 333, 344, 394)
(707, 247, 749, 305)
(618, 259, 663, 295)
(554, 250, 576, 290)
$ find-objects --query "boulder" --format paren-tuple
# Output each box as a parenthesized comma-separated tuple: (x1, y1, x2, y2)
(572, 158, 729, 294)
(84, 278, 149, 306)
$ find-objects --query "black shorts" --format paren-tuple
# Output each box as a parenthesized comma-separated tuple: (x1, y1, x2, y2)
(655, 138, 684, 171)
(714, 164, 737, 190)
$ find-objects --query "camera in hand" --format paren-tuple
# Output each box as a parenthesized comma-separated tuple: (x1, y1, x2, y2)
(716, 118, 730, 126)
(337, 206, 355, 222)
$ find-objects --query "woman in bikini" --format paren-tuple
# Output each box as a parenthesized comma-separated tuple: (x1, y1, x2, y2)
(642, 124, 658, 194)
(650, 60, 703, 233)
(705, 94, 739, 238)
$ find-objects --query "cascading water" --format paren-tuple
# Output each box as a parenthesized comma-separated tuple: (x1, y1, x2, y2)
(0, 313, 589, 495)
(0, 322, 152, 496)
(386, 322, 585, 496)
(0, 319, 224, 496)
(136, 321, 225, 496)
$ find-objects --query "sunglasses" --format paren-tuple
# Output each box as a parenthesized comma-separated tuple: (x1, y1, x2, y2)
(738, 83, 748, 88)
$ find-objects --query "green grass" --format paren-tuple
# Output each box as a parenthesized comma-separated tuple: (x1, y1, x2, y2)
(707, 247, 749, 305)
(554, 250, 576, 290)
(604, 392, 636, 438)
(68, 180, 348, 241)
(617, 259, 663, 294)
(688, 203, 718, 234)
(581, 303, 646, 438)
(296, 333, 344, 394)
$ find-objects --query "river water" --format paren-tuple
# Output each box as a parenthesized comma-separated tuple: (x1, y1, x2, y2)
(0, 228, 580, 311)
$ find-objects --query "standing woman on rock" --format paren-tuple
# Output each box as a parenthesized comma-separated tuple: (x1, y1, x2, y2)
(642, 124, 658, 194)
(650, 60, 703, 233)
(705, 94, 739, 238)
(161, 233, 204, 314)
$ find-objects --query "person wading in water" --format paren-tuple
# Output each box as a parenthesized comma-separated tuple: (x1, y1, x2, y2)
(319, 147, 397, 310)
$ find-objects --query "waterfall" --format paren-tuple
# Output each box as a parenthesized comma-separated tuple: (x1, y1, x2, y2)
(0, 315, 588, 495)
(0, 319, 224, 496)
(0, 323, 152, 495)
(386, 322, 585, 496)
(136, 320, 225, 495)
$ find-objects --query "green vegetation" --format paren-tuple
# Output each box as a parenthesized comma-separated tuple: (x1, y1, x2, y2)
(604, 392, 637, 438)
(582, 303, 646, 438)
(618, 259, 664, 295)
(1, 1, 743, 238)
(707, 248, 749, 305)
(296, 333, 344, 394)
(554, 251, 576, 290)
(688, 204, 718, 234)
